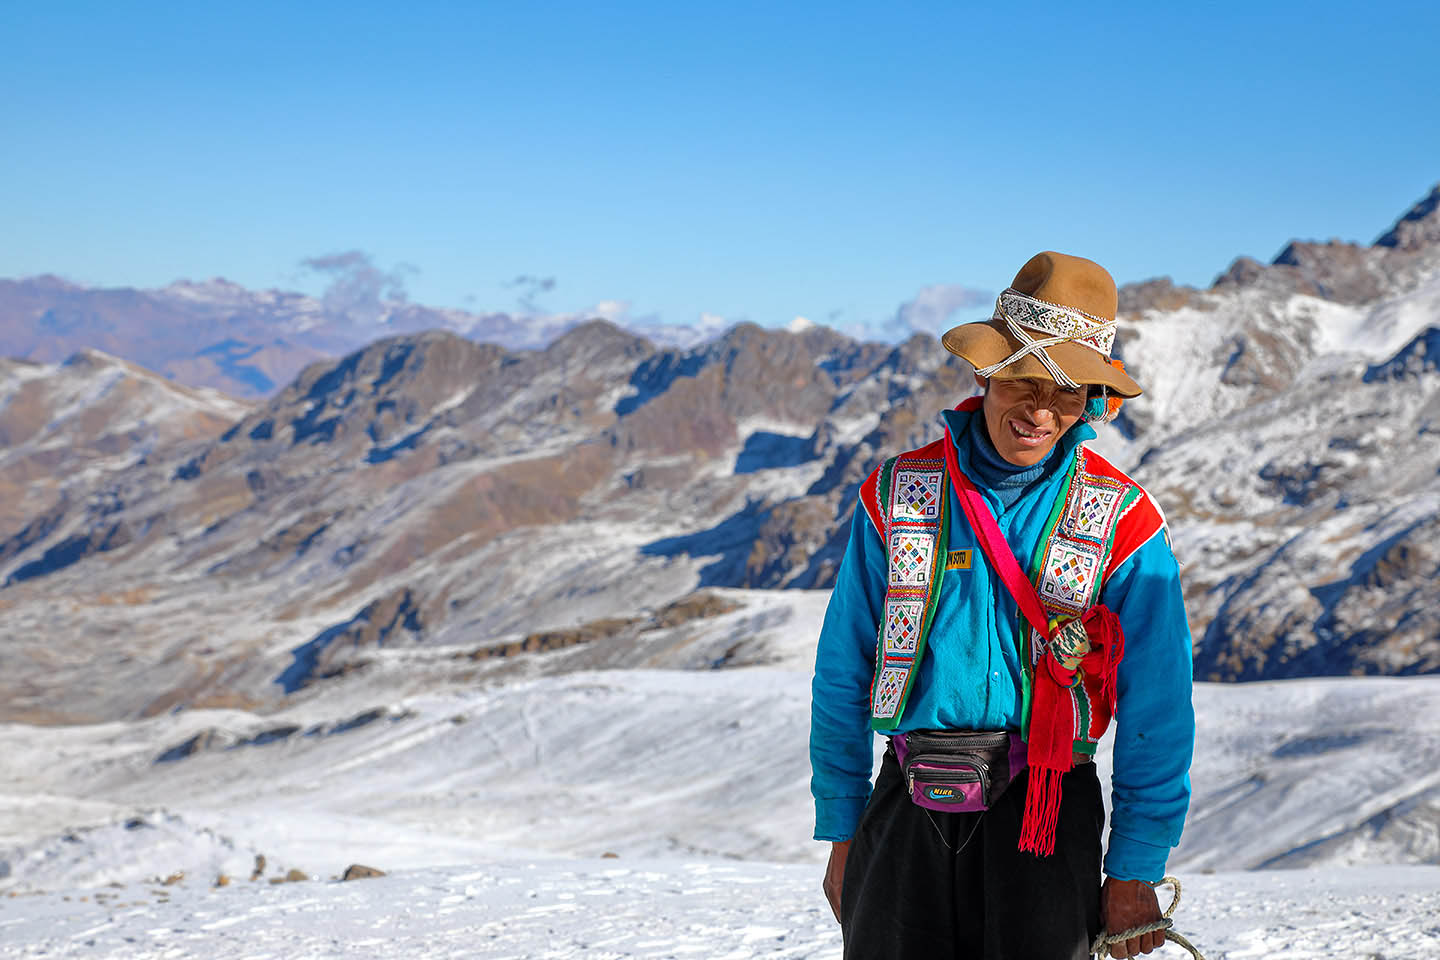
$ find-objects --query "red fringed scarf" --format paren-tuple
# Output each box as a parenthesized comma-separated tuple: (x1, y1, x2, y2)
(1019, 605, 1125, 856)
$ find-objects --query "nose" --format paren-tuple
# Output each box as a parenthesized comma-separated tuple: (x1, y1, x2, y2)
(1026, 383, 1072, 421)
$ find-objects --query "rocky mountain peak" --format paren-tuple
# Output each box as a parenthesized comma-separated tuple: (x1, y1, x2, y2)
(1117, 277, 1204, 317)
(1375, 183, 1440, 251)
(1268, 238, 1388, 304)
(699, 322, 841, 423)
(60, 347, 119, 370)
(541, 318, 655, 369)
(0, 350, 248, 549)
(252, 331, 502, 447)
(1211, 184, 1440, 305)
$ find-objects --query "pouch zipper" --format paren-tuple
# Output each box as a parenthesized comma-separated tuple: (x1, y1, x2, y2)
(903, 731, 1009, 753)
(905, 754, 989, 800)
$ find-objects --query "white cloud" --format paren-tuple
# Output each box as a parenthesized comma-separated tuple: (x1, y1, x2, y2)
(298, 250, 416, 329)
(890, 283, 992, 337)
(789, 315, 815, 332)
(590, 300, 631, 322)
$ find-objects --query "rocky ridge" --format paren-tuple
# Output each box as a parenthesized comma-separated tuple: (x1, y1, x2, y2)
(1, 184, 1438, 720)
(1110, 185, 1440, 679)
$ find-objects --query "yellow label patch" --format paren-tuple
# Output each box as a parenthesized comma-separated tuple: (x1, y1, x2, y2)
(945, 550, 972, 570)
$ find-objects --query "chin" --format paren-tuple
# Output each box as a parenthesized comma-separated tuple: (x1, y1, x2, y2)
(1000, 448, 1050, 467)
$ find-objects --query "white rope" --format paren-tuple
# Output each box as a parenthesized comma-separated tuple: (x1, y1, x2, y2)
(973, 322, 1083, 388)
(1089, 876, 1207, 960)
(973, 291, 1120, 392)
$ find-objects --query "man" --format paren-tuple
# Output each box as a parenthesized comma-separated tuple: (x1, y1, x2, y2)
(810, 252, 1194, 959)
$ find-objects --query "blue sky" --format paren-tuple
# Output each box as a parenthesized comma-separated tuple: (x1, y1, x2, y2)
(3, 1, 1437, 339)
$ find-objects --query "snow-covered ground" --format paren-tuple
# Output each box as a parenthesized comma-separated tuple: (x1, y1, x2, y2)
(3, 860, 1439, 959)
(3, 590, 1440, 957)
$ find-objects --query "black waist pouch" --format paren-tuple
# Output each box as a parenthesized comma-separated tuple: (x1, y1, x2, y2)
(891, 730, 1026, 813)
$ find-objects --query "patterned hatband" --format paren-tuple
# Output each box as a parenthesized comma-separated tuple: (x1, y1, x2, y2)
(994, 289, 1117, 357)
(974, 288, 1121, 390)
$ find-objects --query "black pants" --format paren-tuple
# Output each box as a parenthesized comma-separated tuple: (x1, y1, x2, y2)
(840, 749, 1104, 960)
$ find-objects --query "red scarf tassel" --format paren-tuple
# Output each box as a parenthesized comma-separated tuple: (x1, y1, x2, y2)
(1019, 605, 1125, 857)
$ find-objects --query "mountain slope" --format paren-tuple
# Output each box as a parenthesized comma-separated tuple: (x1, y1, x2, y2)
(0, 351, 249, 579)
(3, 596, 1440, 882)
(1, 184, 1439, 722)
(1110, 188, 1440, 678)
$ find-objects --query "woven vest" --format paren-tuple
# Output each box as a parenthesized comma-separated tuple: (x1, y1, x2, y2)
(858, 421, 1165, 742)
(860, 439, 951, 730)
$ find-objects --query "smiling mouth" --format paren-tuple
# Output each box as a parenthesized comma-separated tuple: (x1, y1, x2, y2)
(1009, 419, 1051, 446)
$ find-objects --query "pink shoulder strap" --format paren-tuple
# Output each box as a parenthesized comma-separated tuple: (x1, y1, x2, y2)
(942, 427, 1052, 642)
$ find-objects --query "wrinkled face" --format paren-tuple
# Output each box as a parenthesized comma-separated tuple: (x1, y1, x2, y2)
(978, 374, 1086, 467)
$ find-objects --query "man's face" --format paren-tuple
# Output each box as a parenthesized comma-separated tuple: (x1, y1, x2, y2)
(978, 375, 1086, 467)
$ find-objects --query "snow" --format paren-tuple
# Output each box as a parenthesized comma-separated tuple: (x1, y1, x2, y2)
(429, 386, 476, 416)
(161, 278, 269, 306)
(1313, 270, 1440, 359)
(3, 350, 251, 449)
(0, 860, 846, 960)
(734, 416, 817, 440)
(824, 409, 881, 447)
(0, 359, 55, 386)
(3, 598, 1440, 957)
(629, 312, 735, 350)
(3, 861, 1438, 959)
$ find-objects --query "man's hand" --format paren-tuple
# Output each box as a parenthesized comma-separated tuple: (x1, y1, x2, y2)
(1100, 877, 1164, 958)
(822, 839, 851, 923)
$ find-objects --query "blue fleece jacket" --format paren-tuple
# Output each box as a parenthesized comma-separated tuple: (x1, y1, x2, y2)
(809, 405, 1195, 882)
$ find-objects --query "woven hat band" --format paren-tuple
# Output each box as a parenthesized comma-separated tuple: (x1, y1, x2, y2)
(995, 289, 1117, 357)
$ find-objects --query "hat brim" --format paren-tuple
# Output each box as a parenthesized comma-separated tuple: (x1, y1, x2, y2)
(940, 318, 1142, 398)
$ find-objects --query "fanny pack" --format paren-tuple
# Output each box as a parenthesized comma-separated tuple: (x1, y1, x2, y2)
(892, 730, 1027, 814)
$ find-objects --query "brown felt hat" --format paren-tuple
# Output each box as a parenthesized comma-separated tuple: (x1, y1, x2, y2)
(941, 251, 1142, 398)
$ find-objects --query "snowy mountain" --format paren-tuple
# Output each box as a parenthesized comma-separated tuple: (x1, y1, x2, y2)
(1111, 189, 1440, 680)
(1, 185, 1439, 726)
(0, 317, 975, 723)
(4, 185, 1440, 959)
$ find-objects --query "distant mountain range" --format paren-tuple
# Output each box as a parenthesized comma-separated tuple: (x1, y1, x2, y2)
(1, 183, 1437, 724)
(0, 274, 730, 399)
